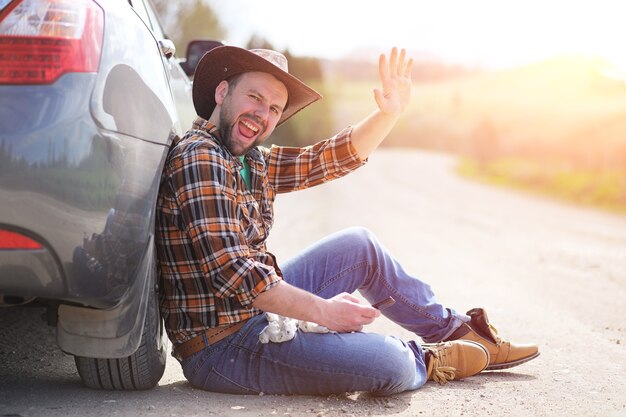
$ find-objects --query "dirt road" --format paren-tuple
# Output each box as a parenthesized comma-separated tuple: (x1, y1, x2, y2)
(1, 149, 625, 417)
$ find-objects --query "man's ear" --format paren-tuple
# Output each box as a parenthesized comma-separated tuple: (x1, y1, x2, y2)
(215, 80, 229, 105)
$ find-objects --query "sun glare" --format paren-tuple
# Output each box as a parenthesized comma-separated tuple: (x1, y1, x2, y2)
(210, 0, 625, 70)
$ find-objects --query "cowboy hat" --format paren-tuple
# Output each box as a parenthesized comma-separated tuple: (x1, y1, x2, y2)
(192, 46, 322, 126)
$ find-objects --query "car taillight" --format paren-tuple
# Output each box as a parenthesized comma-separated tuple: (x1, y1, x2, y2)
(0, 0, 103, 85)
(0, 230, 43, 250)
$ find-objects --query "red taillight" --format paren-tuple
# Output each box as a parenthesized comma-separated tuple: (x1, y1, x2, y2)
(0, 230, 43, 250)
(0, 0, 104, 85)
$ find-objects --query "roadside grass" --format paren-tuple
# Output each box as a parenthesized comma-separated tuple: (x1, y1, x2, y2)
(457, 157, 626, 214)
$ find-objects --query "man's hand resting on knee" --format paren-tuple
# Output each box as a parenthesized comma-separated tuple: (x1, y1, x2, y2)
(252, 281, 380, 332)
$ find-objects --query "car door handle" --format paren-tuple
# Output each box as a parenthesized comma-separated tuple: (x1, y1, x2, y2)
(158, 39, 176, 60)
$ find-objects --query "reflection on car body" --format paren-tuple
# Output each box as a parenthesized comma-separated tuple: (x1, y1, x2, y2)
(0, 0, 222, 390)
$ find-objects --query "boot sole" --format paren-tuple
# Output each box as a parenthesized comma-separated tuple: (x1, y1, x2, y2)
(485, 351, 540, 371)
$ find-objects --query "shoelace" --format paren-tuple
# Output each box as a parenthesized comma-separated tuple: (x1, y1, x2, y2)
(488, 322, 503, 343)
(426, 345, 457, 385)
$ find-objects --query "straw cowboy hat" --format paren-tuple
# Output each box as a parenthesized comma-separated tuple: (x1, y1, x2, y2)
(192, 46, 322, 126)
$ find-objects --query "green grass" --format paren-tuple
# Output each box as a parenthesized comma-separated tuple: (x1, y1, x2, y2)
(457, 157, 626, 214)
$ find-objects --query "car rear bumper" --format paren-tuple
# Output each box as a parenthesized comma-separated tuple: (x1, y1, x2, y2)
(0, 244, 64, 298)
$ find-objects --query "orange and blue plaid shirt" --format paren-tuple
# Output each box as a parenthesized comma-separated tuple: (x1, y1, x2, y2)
(156, 117, 366, 345)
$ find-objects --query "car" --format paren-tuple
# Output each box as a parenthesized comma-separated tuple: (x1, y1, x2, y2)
(0, 0, 219, 390)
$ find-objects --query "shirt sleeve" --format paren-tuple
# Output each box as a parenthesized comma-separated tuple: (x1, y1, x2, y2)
(167, 142, 281, 307)
(265, 126, 367, 193)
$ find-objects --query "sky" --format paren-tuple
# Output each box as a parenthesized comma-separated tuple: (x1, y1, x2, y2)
(207, 0, 626, 70)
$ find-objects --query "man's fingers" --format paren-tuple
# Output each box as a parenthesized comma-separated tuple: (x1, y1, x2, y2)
(373, 88, 384, 108)
(379, 52, 388, 82)
(335, 292, 360, 303)
(405, 58, 414, 78)
(357, 303, 380, 319)
(389, 47, 398, 77)
(340, 293, 380, 319)
(397, 48, 406, 76)
(379, 47, 412, 91)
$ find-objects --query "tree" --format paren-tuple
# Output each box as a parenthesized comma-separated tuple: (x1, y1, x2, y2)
(245, 34, 275, 51)
(152, 0, 225, 56)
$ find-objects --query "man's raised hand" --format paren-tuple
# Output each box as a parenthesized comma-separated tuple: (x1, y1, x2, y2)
(374, 47, 413, 117)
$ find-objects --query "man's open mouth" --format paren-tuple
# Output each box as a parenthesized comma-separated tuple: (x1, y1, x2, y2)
(239, 119, 260, 139)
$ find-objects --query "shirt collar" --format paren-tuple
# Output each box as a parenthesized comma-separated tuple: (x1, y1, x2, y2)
(192, 116, 219, 137)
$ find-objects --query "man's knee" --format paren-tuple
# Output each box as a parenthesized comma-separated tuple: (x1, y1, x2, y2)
(343, 226, 380, 253)
(370, 337, 425, 395)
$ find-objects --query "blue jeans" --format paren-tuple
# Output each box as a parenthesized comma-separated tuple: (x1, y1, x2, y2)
(180, 227, 468, 395)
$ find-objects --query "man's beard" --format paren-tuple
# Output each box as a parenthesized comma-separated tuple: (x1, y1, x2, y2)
(218, 104, 266, 156)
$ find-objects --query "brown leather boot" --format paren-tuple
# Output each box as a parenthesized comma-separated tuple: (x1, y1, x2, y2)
(423, 340, 489, 385)
(449, 308, 540, 370)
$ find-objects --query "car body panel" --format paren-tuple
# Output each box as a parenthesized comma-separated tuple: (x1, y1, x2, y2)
(0, 0, 192, 357)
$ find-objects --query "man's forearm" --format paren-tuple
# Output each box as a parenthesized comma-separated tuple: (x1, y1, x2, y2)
(350, 109, 400, 160)
(251, 280, 380, 332)
(252, 280, 326, 323)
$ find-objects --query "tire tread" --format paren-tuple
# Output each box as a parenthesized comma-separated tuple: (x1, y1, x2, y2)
(74, 292, 166, 390)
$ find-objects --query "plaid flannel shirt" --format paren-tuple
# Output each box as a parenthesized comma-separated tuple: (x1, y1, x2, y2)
(156, 117, 366, 345)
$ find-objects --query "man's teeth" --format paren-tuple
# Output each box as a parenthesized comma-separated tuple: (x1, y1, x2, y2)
(241, 120, 259, 133)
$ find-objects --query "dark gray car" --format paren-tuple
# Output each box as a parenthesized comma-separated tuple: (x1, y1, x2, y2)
(0, 0, 218, 390)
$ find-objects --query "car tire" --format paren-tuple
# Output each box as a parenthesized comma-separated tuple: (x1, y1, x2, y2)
(74, 289, 167, 390)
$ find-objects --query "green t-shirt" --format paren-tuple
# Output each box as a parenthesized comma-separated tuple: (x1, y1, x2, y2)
(238, 156, 251, 188)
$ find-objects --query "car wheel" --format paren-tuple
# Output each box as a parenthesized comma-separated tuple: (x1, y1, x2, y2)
(74, 290, 167, 390)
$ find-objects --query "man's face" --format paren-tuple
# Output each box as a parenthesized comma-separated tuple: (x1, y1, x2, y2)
(216, 72, 288, 156)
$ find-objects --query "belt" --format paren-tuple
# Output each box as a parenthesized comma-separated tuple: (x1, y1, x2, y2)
(174, 320, 247, 360)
